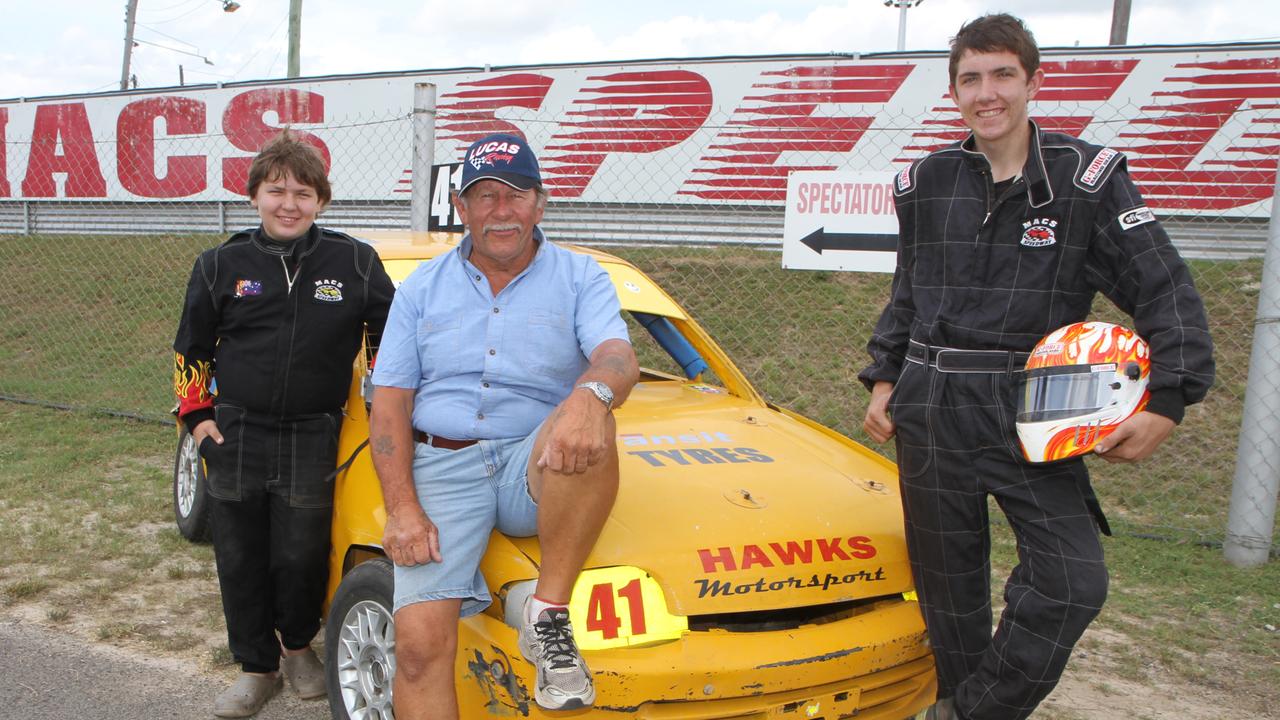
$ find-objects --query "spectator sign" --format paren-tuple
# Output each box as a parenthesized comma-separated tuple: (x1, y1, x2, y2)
(782, 171, 899, 273)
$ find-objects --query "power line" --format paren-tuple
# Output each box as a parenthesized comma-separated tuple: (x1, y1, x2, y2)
(133, 38, 214, 65)
(136, 22, 202, 52)
(143, 0, 215, 25)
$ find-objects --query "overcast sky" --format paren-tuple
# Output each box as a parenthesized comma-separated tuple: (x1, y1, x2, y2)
(6, 0, 1279, 99)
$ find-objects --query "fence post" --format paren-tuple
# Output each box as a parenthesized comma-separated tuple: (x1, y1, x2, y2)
(409, 83, 437, 232)
(1224, 162, 1280, 567)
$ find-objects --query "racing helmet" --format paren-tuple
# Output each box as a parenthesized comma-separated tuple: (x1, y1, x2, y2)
(1016, 321, 1150, 463)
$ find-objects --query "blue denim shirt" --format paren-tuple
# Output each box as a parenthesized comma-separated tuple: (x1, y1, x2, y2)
(372, 228, 629, 439)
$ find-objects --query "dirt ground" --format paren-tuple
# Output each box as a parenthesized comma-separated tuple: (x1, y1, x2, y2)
(1036, 629, 1273, 720)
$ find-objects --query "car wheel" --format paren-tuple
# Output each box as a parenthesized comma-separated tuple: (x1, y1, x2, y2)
(327, 558, 397, 720)
(173, 426, 211, 542)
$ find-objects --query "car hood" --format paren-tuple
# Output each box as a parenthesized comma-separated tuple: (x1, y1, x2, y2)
(511, 380, 912, 616)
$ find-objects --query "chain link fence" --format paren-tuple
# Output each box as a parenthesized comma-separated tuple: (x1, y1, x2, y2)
(0, 92, 1276, 555)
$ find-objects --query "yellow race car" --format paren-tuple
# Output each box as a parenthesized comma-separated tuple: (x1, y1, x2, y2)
(320, 232, 935, 720)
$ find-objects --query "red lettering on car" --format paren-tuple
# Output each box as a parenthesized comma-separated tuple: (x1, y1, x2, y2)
(739, 544, 775, 570)
(697, 536, 877, 573)
(698, 546, 736, 573)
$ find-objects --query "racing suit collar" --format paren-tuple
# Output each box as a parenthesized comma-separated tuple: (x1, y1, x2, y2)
(959, 120, 1054, 209)
(251, 223, 321, 259)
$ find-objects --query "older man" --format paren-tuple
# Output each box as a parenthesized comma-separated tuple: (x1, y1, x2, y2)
(369, 133, 639, 718)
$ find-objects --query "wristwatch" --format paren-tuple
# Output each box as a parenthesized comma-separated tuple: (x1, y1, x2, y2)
(575, 381, 614, 410)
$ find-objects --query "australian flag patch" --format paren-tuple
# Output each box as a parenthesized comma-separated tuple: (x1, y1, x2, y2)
(235, 279, 262, 297)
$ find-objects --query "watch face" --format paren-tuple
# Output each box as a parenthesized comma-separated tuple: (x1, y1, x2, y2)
(581, 381, 612, 407)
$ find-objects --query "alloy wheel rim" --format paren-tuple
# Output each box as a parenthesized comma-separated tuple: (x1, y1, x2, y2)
(177, 433, 199, 517)
(336, 598, 396, 720)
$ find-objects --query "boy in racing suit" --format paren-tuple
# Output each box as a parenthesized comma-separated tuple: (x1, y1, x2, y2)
(173, 130, 394, 717)
(859, 13, 1214, 720)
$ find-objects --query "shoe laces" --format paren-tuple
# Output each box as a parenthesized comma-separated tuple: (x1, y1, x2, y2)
(533, 609, 581, 670)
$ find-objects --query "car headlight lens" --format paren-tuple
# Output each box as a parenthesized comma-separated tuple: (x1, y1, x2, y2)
(503, 566, 688, 650)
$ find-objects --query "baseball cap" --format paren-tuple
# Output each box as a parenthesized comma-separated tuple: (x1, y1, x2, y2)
(459, 133, 542, 193)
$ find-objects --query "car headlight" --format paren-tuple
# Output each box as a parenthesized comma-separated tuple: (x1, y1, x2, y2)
(503, 566, 688, 650)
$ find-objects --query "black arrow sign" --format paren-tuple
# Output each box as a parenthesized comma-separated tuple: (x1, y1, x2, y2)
(800, 227, 898, 255)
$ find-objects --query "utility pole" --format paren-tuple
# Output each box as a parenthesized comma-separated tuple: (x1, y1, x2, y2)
(1110, 0, 1132, 45)
(120, 0, 140, 91)
(287, 0, 302, 77)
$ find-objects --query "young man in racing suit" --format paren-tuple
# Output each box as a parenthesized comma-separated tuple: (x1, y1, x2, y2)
(859, 14, 1214, 720)
(173, 131, 395, 717)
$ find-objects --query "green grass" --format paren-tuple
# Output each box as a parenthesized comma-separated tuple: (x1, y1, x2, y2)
(3, 578, 51, 602)
(0, 401, 220, 656)
(0, 233, 223, 418)
(0, 401, 174, 566)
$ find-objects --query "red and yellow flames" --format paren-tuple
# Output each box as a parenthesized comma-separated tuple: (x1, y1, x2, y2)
(173, 352, 214, 416)
(1027, 321, 1149, 374)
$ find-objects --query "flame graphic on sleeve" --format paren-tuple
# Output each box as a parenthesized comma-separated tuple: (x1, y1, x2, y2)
(173, 352, 214, 415)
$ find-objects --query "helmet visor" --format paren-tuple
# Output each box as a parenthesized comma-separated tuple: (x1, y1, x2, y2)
(1017, 366, 1112, 423)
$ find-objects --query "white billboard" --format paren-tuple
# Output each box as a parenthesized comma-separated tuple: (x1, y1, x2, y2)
(2, 44, 1278, 217)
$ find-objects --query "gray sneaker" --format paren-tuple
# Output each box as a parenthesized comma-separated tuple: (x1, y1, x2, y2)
(281, 647, 326, 699)
(517, 600, 595, 710)
(213, 672, 283, 718)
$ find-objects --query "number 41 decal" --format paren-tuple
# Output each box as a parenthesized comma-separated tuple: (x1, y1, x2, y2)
(586, 578, 646, 639)
(569, 567, 687, 650)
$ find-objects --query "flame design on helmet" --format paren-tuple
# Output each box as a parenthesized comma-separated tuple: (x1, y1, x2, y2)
(1026, 321, 1150, 375)
(1040, 420, 1122, 462)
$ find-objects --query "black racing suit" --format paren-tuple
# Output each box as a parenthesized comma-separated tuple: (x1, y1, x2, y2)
(859, 123, 1214, 720)
(173, 224, 394, 673)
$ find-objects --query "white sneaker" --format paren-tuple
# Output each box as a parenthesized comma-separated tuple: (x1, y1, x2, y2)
(517, 598, 595, 710)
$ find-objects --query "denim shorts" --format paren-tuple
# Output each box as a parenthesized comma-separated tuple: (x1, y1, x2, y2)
(392, 429, 540, 616)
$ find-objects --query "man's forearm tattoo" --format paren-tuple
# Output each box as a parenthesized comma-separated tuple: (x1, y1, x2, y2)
(372, 434, 396, 457)
(600, 353, 629, 378)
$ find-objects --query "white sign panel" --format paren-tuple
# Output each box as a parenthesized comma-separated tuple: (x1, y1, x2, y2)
(782, 171, 898, 273)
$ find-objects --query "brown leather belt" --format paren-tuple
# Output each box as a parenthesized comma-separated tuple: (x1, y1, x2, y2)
(414, 430, 478, 451)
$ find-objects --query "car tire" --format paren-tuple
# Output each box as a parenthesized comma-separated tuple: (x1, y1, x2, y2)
(327, 558, 397, 720)
(173, 426, 212, 542)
